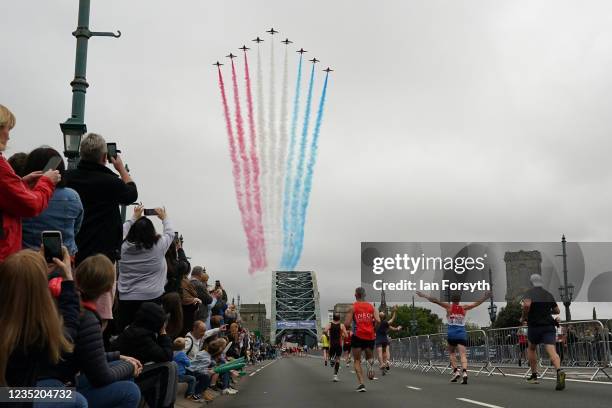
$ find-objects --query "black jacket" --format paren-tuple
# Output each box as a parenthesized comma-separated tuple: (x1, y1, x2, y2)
(165, 247, 190, 293)
(6, 281, 80, 387)
(64, 160, 138, 264)
(56, 307, 133, 387)
(110, 302, 173, 364)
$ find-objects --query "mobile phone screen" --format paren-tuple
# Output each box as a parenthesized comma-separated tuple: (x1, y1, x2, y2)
(42, 156, 63, 172)
(107, 143, 117, 161)
(144, 209, 157, 216)
(42, 231, 63, 263)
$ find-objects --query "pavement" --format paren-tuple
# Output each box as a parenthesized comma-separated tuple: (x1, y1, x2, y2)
(185, 354, 612, 408)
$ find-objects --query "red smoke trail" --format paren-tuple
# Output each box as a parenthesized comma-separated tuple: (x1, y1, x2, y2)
(243, 52, 267, 270)
(218, 67, 257, 273)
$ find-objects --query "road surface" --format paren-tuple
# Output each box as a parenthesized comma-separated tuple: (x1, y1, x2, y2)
(206, 355, 612, 408)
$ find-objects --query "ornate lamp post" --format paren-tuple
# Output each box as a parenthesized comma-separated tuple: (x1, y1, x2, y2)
(410, 296, 418, 336)
(488, 267, 497, 324)
(557, 235, 574, 321)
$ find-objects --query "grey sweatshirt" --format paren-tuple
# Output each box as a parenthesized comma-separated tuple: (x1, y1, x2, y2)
(118, 217, 174, 300)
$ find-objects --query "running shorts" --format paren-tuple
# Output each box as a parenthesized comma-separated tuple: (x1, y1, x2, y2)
(527, 326, 556, 345)
(322, 346, 329, 351)
(447, 338, 467, 347)
(329, 344, 343, 359)
(351, 335, 375, 350)
(343, 343, 352, 353)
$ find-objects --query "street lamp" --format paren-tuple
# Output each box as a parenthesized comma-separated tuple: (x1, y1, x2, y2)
(410, 296, 418, 336)
(61, 0, 120, 169)
(557, 235, 573, 321)
(488, 267, 497, 324)
(60, 120, 86, 169)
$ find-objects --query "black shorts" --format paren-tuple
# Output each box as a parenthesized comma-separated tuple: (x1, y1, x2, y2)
(322, 346, 329, 351)
(329, 344, 343, 359)
(447, 338, 467, 347)
(351, 336, 375, 350)
(343, 343, 351, 353)
(528, 326, 556, 345)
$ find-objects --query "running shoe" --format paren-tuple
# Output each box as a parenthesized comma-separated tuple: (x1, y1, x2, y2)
(222, 388, 238, 395)
(555, 370, 566, 391)
(461, 374, 468, 385)
(356, 384, 367, 392)
(186, 394, 203, 403)
(451, 372, 461, 383)
(333, 375, 339, 382)
(527, 373, 539, 384)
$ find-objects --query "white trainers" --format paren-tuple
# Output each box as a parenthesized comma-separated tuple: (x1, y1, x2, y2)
(333, 375, 339, 382)
(222, 388, 238, 395)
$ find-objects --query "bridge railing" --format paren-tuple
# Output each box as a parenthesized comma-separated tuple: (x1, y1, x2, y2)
(385, 322, 611, 382)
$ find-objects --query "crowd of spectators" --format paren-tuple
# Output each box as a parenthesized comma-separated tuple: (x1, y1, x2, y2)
(0, 104, 274, 407)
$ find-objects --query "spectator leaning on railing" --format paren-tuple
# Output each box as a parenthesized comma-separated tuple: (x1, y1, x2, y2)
(21, 147, 84, 256)
(0, 104, 61, 262)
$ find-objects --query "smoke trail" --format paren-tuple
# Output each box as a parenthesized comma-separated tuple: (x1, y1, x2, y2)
(243, 50, 267, 270)
(275, 43, 290, 267)
(266, 38, 277, 257)
(230, 60, 257, 269)
(280, 54, 304, 269)
(287, 63, 316, 269)
(291, 73, 330, 269)
(255, 45, 268, 265)
(217, 68, 257, 272)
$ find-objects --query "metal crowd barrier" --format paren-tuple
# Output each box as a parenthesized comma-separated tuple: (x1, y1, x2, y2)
(385, 321, 611, 382)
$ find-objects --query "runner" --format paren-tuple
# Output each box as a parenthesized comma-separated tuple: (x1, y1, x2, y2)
(325, 313, 347, 382)
(344, 287, 380, 392)
(343, 328, 352, 367)
(376, 306, 402, 375)
(521, 274, 566, 391)
(321, 332, 330, 366)
(416, 290, 491, 384)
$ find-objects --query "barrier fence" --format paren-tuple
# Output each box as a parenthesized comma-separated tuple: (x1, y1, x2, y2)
(386, 320, 611, 382)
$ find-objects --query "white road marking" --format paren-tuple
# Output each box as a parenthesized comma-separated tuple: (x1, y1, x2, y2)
(248, 359, 278, 377)
(406, 386, 422, 390)
(456, 398, 504, 408)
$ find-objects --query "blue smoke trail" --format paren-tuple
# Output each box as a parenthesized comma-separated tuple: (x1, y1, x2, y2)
(290, 73, 330, 269)
(280, 55, 304, 269)
(287, 63, 316, 269)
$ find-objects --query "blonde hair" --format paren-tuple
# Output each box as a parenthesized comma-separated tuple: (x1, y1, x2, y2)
(0, 104, 16, 130)
(75, 255, 116, 301)
(0, 250, 73, 385)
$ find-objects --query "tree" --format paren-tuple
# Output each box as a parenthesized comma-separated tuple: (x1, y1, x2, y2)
(492, 300, 522, 328)
(388, 305, 443, 338)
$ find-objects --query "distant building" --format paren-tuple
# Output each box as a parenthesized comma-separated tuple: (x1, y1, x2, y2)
(504, 250, 542, 301)
(240, 303, 267, 340)
(332, 303, 353, 325)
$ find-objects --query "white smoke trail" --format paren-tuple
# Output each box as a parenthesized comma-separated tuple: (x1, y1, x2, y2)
(275, 43, 290, 267)
(256, 45, 268, 265)
(266, 37, 277, 263)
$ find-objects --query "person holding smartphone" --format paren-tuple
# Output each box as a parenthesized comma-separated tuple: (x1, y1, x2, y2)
(64, 133, 138, 325)
(21, 147, 84, 257)
(0, 104, 61, 262)
(117, 205, 175, 331)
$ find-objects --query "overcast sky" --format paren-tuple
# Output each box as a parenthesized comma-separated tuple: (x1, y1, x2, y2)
(3, 0, 612, 326)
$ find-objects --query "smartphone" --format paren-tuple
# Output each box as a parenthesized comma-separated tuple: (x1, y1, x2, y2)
(143, 209, 157, 216)
(41, 231, 63, 263)
(174, 232, 179, 241)
(106, 143, 117, 161)
(215, 280, 221, 288)
(43, 156, 63, 172)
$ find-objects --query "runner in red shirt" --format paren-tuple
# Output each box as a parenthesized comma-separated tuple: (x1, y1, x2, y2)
(344, 287, 380, 392)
